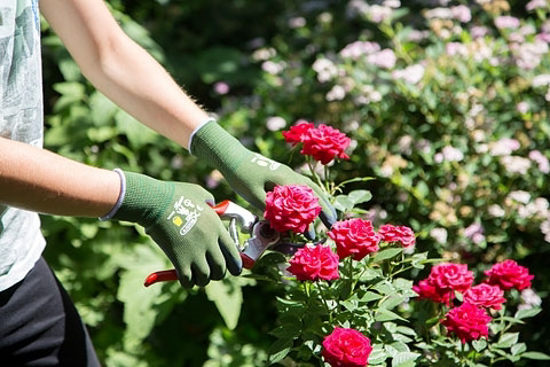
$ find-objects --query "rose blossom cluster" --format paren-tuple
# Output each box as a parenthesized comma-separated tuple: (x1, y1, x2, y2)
(414, 260, 534, 343)
(322, 327, 372, 367)
(264, 185, 322, 234)
(282, 121, 351, 165)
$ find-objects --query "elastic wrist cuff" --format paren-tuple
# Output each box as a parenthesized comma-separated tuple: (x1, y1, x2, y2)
(188, 117, 216, 154)
(99, 168, 126, 221)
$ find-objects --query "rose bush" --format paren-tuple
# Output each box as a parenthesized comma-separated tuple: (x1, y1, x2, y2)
(251, 123, 548, 366)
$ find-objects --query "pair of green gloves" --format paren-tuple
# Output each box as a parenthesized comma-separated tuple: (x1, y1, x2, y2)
(111, 121, 336, 287)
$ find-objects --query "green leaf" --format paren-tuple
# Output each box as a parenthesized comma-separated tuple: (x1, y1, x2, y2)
(205, 278, 243, 330)
(521, 352, 550, 360)
(496, 332, 519, 349)
(472, 339, 487, 352)
(360, 291, 384, 303)
(373, 248, 403, 262)
(375, 308, 407, 322)
(511, 343, 527, 356)
(267, 338, 293, 365)
(392, 351, 420, 367)
(379, 295, 406, 310)
(515, 307, 542, 320)
(368, 345, 388, 365)
(348, 189, 373, 205)
(334, 195, 354, 212)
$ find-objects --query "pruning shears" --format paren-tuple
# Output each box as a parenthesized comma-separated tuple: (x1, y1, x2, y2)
(144, 200, 298, 287)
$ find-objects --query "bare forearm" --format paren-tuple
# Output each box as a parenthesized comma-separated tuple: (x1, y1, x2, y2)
(40, 0, 210, 149)
(0, 137, 120, 217)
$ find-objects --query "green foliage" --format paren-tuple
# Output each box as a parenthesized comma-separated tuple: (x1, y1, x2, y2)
(41, 0, 550, 366)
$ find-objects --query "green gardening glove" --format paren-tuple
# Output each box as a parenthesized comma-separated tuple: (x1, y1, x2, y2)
(190, 121, 337, 232)
(112, 171, 242, 287)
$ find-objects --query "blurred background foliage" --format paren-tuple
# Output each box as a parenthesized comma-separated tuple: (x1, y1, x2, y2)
(40, 0, 549, 366)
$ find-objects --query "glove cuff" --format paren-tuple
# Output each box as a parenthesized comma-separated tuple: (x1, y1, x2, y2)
(112, 171, 174, 227)
(190, 120, 250, 175)
(99, 168, 126, 221)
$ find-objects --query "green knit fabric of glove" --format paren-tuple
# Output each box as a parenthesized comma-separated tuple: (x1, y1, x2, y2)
(190, 121, 337, 229)
(113, 171, 242, 287)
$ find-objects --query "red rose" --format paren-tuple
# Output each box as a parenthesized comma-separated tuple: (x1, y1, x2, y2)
(328, 219, 381, 260)
(322, 327, 372, 367)
(484, 260, 534, 291)
(378, 224, 416, 247)
(413, 263, 474, 305)
(287, 244, 340, 281)
(302, 124, 351, 165)
(429, 263, 474, 293)
(463, 284, 507, 310)
(264, 185, 322, 234)
(413, 279, 454, 305)
(282, 121, 315, 146)
(441, 303, 492, 344)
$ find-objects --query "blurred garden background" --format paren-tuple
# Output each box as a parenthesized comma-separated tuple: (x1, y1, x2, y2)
(39, 0, 550, 366)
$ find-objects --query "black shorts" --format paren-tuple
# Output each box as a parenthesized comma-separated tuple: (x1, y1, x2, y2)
(0, 257, 101, 366)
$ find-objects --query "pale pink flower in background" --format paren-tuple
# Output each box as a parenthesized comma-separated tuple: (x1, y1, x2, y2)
(514, 41, 548, 70)
(262, 60, 286, 75)
(532, 74, 550, 87)
(213, 82, 230, 95)
(205, 170, 223, 189)
(519, 197, 550, 219)
(368, 49, 397, 69)
(392, 64, 425, 84)
(407, 30, 430, 42)
(527, 0, 548, 11)
(488, 204, 506, 218)
(434, 146, 464, 163)
(425, 7, 453, 20)
(541, 219, 550, 243)
(489, 138, 520, 156)
(529, 150, 550, 173)
(500, 156, 532, 174)
(470, 25, 490, 38)
(537, 32, 550, 43)
(519, 288, 542, 310)
(516, 101, 530, 114)
(446, 42, 468, 56)
(383, 0, 401, 8)
(366, 4, 393, 23)
(252, 47, 276, 61)
(509, 190, 531, 204)
(451, 5, 472, 23)
(340, 41, 380, 60)
(312, 58, 338, 83)
(430, 228, 448, 244)
(464, 223, 485, 244)
(520, 24, 537, 36)
(495, 16, 521, 29)
(326, 85, 346, 101)
(266, 116, 287, 131)
(288, 16, 306, 28)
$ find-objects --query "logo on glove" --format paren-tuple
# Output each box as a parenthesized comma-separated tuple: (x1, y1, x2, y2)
(167, 196, 204, 235)
(251, 154, 281, 171)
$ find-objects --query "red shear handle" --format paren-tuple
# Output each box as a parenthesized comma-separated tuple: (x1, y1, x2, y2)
(144, 253, 255, 287)
(211, 200, 231, 215)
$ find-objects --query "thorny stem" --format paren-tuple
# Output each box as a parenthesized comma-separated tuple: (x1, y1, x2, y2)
(307, 160, 327, 195)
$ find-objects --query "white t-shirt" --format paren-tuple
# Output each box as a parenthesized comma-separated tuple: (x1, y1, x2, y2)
(0, 0, 46, 291)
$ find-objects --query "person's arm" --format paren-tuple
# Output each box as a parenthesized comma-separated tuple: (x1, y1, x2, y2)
(39, 0, 208, 149)
(0, 136, 120, 217)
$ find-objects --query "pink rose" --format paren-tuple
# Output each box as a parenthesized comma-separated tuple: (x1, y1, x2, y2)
(430, 263, 474, 293)
(328, 219, 381, 260)
(282, 121, 315, 146)
(413, 263, 474, 305)
(378, 224, 416, 247)
(301, 124, 351, 165)
(484, 260, 534, 291)
(322, 327, 373, 367)
(463, 284, 507, 310)
(287, 244, 340, 281)
(264, 185, 322, 234)
(441, 303, 492, 344)
(413, 279, 454, 305)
